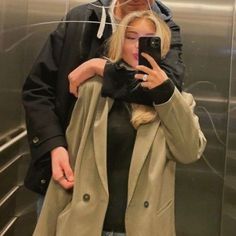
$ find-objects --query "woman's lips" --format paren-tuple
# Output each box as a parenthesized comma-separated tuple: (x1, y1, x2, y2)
(134, 53, 139, 61)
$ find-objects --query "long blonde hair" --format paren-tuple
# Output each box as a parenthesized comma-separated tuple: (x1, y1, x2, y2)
(107, 11, 171, 128)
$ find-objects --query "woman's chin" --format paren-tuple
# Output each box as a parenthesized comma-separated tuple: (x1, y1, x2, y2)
(123, 60, 137, 69)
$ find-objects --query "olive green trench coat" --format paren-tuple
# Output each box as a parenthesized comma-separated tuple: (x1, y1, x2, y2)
(33, 76, 206, 236)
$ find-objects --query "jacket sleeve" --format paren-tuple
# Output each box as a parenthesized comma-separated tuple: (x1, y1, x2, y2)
(154, 89, 207, 164)
(22, 15, 68, 162)
(162, 19, 185, 92)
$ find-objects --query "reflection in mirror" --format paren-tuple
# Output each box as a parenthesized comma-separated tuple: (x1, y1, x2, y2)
(0, 0, 235, 235)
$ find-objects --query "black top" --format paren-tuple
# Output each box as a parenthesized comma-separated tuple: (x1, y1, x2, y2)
(103, 100, 136, 232)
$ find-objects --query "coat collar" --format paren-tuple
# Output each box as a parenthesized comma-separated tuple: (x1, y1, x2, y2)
(93, 96, 160, 200)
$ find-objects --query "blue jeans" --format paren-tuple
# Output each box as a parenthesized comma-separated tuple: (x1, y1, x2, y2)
(36, 194, 45, 217)
(102, 231, 126, 236)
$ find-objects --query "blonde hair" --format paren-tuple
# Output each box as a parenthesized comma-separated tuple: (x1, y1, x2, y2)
(107, 11, 171, 128)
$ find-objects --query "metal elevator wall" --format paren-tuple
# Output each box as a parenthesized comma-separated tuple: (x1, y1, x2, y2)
(0, 0, 235, 235)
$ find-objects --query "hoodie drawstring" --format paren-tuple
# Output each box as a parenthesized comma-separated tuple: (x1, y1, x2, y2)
(97, 6, 106, 39)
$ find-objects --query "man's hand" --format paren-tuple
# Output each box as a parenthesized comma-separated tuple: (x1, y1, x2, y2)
(68, 58, 107, 97)
(51, 146, 74, 189)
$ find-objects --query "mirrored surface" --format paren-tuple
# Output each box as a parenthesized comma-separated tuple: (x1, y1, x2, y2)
(0, 0, 236, 235)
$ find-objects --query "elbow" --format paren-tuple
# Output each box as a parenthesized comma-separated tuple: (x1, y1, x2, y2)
(179, 133, 207, 164)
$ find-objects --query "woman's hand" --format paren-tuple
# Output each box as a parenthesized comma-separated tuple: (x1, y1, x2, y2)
(68, 58, 107, 97)
(135, 53, 168, 89)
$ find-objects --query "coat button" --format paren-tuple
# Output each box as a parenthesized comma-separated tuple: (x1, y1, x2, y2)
(32, 136, 39, 144)
(144, 201, 149, 208)
(83, 194, 90, 202)
(40, 179, 46, 184)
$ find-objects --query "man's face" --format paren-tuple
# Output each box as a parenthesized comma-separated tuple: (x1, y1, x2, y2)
(118, 0, 155, 11)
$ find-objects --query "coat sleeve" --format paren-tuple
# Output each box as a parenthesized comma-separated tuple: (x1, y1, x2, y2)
(22, 3, 96, 164)
(33, 77, 103, 236)
(162, 19, 185, 92)
(154, 88, 207, 164)
(22, 14, 68, 162)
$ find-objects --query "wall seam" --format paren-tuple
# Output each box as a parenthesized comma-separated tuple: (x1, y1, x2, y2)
(220, 0, 236, 235)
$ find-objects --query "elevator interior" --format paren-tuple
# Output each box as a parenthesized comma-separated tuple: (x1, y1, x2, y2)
(0, 0, 236, 235)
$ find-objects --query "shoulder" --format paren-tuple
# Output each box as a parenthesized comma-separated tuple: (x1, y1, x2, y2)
(78, 76, 103, 98)
(154, 1, 181, 31)
(154, 0, 172, 20)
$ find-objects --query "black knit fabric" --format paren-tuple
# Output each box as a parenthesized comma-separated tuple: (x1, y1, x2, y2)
(101, 60, 175, 106)
(103, 100, 136, 233)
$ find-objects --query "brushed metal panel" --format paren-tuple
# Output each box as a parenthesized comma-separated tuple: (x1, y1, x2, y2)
(69, 0, 94, 9)
(24, 0, 67, 73)
(2, 211, 36, 236)
(163, 0, 234, 235)
(0, 0, 235, 235)
(221, 0, 236, 235)
(0, 0, 28, 138)
(0, 152, 30, 201)
(0, 186, 37, 235)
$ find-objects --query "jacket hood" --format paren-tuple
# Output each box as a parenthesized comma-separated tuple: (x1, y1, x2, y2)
(89, 0, 173, 38)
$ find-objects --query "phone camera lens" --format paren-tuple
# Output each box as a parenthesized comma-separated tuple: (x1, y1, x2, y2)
(150, 38, 159, 48)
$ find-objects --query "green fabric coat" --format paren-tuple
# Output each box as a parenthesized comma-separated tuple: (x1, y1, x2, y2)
(33, 76, 206, 236)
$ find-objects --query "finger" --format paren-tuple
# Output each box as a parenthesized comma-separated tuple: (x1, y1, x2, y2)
(68, 74, 79, 97)
(55, 175, 65, 182)
(59, 153, 74, 182)
(63, 163, 74, 182)
(135, 73, 149, 81)
(141, 52, 159, 70)
(52, 167, 65, 181)
(140, 81, 152, 90)
(58, 178, 74, 189)
(69, 84, 78, 97)
(136, 65, 153, 75)
(52, 160, 64, 181)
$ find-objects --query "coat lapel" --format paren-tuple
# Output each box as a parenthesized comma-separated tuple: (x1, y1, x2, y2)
(93, 96, 160, 202)
(93, 96, 113, 196)
(127, 119, 160, 206)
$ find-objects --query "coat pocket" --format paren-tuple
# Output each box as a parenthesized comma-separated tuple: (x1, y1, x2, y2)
(155, 199, 175, 236)
(156, 199, 173, 216)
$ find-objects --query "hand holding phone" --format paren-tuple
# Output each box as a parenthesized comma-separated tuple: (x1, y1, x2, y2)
(135, 36, 168, 90)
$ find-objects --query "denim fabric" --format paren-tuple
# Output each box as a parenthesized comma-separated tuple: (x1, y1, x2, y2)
(36, 194, 45, 217)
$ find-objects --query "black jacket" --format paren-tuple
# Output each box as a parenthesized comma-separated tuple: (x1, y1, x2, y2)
(22, 0, 185, 194)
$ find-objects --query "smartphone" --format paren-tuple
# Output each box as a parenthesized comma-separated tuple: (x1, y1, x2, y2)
(138, 36, 161, 69)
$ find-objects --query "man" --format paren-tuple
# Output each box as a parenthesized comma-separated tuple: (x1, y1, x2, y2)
(22, 0, 185, 195)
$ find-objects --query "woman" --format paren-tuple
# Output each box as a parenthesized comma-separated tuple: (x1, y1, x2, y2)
(33, 11, 206, 236)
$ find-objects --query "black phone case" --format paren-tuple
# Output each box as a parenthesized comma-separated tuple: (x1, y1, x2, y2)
(138, 36, 161, 69)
